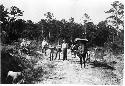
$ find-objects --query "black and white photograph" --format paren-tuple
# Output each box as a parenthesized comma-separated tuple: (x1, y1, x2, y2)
(0, 0, 124, 85)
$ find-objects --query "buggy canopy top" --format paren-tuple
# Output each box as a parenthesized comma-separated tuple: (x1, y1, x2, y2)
(75, 38, 88, 42)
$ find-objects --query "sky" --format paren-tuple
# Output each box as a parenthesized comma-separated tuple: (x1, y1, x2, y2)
(0, 0, 124, 24)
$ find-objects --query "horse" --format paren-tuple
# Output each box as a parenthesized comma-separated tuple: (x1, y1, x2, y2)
(76, 43, 88, 68)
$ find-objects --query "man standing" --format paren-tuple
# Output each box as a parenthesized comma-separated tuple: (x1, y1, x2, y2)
(42, 39, 48, 54)
(55, 44, 62, 60)
(49, 45, 55, 61)
(62, 40, 68, 61)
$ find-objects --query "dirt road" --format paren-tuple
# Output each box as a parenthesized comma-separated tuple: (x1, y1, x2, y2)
(35, 51, 121, 85)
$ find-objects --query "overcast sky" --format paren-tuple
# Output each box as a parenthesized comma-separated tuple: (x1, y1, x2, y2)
(1, 0, 124, 24)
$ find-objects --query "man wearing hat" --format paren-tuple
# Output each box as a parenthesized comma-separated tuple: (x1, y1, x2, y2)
(62, 40, 68, 61)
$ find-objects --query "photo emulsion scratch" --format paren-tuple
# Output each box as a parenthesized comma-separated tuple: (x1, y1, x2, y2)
(0, 0, 124, 85)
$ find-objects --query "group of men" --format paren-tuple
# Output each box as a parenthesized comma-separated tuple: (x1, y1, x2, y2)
(42, 38, 88, 67)
(42, 39, 68, 61)
(20, 38, 88, 68)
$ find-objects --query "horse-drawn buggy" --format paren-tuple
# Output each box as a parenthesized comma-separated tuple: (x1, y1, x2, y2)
(71, 38, 89, 68)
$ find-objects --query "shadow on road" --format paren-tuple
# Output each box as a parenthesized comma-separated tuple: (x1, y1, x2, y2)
(89, 61, 116, 70)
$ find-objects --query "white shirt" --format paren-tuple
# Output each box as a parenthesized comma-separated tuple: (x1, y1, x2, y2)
(62, 43, 67, 49)
(42, 40, 48, 47)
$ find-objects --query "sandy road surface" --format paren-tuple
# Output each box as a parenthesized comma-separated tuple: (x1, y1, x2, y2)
(35, 50, 121, 85)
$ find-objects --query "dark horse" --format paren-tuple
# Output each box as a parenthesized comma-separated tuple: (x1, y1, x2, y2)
(77, 45, 88, 68)
(75, 39, 88, 68)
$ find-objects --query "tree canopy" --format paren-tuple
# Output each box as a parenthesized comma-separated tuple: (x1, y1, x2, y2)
(0, 1, 124, 51)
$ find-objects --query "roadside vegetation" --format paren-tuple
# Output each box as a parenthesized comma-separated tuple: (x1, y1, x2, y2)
(0, 1, 124, 84)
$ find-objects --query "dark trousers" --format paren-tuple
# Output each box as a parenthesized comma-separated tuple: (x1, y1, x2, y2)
(55, 51, 61, 60)
(63, 48, 67, 60)
(55, 48, 61, 60)
(50, 48, 54, 61)
(78, 52, 86, 68)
